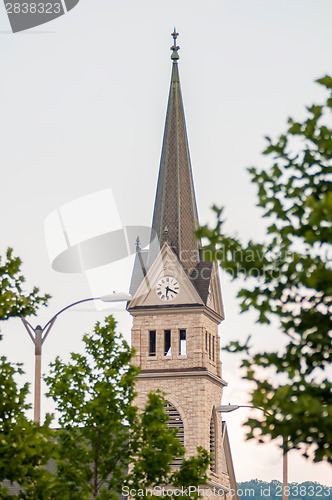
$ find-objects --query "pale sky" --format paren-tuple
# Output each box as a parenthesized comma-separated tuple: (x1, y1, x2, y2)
(0, 0, 331, 487)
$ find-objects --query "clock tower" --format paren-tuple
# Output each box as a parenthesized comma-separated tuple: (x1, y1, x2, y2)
(127, 32, 237, 498)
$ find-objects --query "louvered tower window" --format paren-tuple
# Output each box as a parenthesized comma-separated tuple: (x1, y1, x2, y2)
(210, 413, 216, 472)
(164, 330, 171, 356)
(149, 330, 156, 356)
(164, 401, 184, 466)
(179, 329, 186, 356)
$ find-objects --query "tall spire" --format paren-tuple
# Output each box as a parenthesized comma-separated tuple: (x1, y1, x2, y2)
(151, 31, 200, 273)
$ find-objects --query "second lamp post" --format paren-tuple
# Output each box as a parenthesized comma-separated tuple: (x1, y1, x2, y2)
(216, 404, 289, 500)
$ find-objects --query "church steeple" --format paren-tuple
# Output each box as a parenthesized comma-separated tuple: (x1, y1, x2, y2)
(151, 31, 200, 273)
(128, 36, 236, 497)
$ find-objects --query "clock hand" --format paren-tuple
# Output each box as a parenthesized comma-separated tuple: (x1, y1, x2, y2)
(167, 288, 178, 295)
(165, 286, 169, 296)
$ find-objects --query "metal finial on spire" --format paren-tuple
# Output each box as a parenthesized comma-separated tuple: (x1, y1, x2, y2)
(164, 226, 170, 244)
(171, 28, 180, 61)
(136, 236, 141, 251)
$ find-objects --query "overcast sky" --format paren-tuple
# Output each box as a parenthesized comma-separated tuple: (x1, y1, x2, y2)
(0, 0, 331, 486)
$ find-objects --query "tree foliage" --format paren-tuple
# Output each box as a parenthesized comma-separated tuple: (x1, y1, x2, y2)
(45, 316, 210, 499)
(0, 249, 53, 498)
(0, 248, 50, 321)
(0, 356, 56, 499)
(0, 250, 209, 497)
(197, 76, 332, 463)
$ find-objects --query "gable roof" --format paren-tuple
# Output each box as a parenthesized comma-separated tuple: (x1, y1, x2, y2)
(129, 248, 149, 297)
(128, 242, 204, 310)
(222, 422, 239, 500)
(189, 261, 213, 303)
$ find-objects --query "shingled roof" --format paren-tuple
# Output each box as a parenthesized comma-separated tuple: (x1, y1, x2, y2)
(189, 261, 213, 304)
(129, 247, 149, 296)
(150, 31, 201, 274)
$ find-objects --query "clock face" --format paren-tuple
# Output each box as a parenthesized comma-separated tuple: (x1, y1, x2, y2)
(156, 276, 180, 302)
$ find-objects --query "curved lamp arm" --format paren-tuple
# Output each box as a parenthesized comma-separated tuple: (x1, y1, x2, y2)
(20, 292, 132, 424)
(21, 292, 132, 346)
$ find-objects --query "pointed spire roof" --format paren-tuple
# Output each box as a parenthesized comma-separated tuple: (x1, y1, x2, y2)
(151, 31, 200, 273)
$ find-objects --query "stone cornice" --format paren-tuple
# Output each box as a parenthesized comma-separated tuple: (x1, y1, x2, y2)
(128, 303, 223, 324)
(138, 368, 228, 388)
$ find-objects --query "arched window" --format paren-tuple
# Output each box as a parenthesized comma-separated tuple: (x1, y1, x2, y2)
(210, 412, 216, 472)
(165, 401, 184, 466)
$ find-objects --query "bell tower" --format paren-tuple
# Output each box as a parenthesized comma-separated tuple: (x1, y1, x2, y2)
(128, 31, 237, 498)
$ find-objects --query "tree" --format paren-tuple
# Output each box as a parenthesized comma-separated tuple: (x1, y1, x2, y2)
(45, 316, 210, 499)
(0, 248, 53, 499)
(0, 248, 49, 321)
(1, 249, 209, 498)
(0, 357, 56, 499)
(197, 76, 332, 463)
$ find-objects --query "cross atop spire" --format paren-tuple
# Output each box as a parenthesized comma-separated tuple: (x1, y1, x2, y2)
(171, 28, 180, 61)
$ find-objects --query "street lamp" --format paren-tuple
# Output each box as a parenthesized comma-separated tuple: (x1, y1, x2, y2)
(21, 292, 132, 423)
(216, 404, 289, 500)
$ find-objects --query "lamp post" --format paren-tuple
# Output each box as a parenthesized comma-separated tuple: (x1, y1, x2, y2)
(21, 292, 132, 423)
(216, 404, 289, 500)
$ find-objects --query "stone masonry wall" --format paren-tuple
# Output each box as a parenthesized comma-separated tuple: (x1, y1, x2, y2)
(131, 309, 222, 378)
